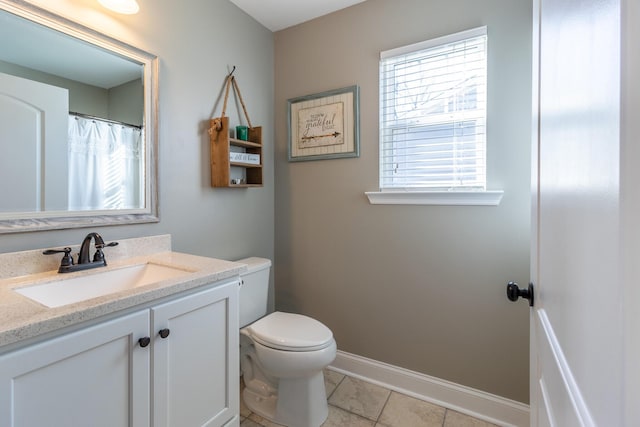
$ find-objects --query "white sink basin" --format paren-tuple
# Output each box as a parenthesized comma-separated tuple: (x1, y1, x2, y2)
(14, 263, 192, 308)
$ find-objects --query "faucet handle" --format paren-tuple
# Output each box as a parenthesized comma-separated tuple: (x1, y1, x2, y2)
(92, 241, 119, 263)
(43, 247, 74, 267)
(94, 241, 118, 249)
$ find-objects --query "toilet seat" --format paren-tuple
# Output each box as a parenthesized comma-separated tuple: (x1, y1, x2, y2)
(244, 311, 334, 351)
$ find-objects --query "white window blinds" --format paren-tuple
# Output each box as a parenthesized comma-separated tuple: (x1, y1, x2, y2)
(379, 27, 487, 191)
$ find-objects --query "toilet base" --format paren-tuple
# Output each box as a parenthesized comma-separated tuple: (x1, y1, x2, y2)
(242, 372, 329, 427)
(243, 387, 278, 421)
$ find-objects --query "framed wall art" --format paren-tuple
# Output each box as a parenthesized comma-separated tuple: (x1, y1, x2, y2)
(287, 85, 360, 162)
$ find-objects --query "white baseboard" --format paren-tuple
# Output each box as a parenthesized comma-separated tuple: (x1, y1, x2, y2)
(329, 350, 529, 427)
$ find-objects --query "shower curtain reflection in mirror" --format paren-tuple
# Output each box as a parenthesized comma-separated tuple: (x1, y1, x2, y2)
(67, 115, 144, 211)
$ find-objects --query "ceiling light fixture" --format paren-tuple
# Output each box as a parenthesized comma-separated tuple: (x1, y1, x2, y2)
(98, 0, 140, 14)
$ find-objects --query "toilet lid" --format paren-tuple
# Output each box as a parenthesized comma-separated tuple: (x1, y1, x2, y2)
(245, 312, 334, 351)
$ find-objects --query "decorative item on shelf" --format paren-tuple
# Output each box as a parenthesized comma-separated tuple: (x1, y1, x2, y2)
(208, 66, 263, 188)
(229, 152, 260, 165)
(236, 125, 248, 141)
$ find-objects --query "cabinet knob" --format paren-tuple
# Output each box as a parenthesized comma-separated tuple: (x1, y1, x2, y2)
(158, 328, 170, 339)
(138, 337, 151, 347)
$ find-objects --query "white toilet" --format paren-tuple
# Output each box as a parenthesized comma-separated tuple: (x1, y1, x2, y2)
(237, 257, 337, 427)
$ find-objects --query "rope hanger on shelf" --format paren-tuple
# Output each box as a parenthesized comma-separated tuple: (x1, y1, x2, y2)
(209, 66, 253, 134)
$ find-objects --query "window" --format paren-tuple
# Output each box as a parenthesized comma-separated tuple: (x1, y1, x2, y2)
(369, 26, 500, 205)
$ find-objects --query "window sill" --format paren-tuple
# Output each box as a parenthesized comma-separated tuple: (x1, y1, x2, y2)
(365, 190, 504, 206)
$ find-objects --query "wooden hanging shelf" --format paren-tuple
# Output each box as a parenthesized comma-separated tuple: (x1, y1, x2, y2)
(210, 116, 263, 187)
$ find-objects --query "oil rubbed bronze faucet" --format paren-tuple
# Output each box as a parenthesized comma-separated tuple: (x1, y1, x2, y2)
(44, 232, 119, 273)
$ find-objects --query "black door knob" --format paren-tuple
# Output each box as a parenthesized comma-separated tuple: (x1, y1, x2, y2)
(159, 328, 170, 339)
(506, 282, 534, 307)
(138, 337, 151, 347)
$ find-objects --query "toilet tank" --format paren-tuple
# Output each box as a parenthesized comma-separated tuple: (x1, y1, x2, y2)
(236, 257, 271, 328)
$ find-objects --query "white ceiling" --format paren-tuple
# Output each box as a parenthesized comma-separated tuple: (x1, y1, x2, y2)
(228, 0, 367, 32)
(0, 1, 368, 88)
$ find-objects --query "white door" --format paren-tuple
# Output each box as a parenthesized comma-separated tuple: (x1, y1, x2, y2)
(528, 0, 639, 425)
(0, 72, 68, 212)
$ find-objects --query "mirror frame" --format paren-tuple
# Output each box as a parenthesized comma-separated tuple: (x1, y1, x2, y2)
(0, 0, 159, 234)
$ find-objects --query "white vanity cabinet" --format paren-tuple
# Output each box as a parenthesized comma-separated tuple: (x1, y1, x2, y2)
(0, 278, 239, 427)
(0, 310, 151, 426)
(152, 279, 239, 427)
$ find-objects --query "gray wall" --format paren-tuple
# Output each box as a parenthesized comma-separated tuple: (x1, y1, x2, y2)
(1, 0, 274, 302)
(0, 59, 110, 116)
(0, 60, 143, 124)
(109, 79, 143, 126)
(274, 0, 531, 403)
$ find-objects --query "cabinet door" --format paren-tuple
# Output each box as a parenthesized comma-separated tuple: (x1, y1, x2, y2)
(152, 280, 239, 427)
(0, 310, 150, 427)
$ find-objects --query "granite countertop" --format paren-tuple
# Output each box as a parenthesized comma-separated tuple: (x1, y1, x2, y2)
(0, 236, 246, 350)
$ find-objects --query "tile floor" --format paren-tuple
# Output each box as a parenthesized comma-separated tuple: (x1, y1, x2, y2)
(240, 369, 499, 427)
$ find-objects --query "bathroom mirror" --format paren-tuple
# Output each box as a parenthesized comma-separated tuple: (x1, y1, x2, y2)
(0, 0, 158, 233)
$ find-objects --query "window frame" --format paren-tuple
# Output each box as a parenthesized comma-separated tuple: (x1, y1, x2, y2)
(367, 26, 503, 206)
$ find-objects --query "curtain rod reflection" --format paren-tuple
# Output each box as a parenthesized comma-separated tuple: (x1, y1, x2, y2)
(69, 111, 142, 130)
